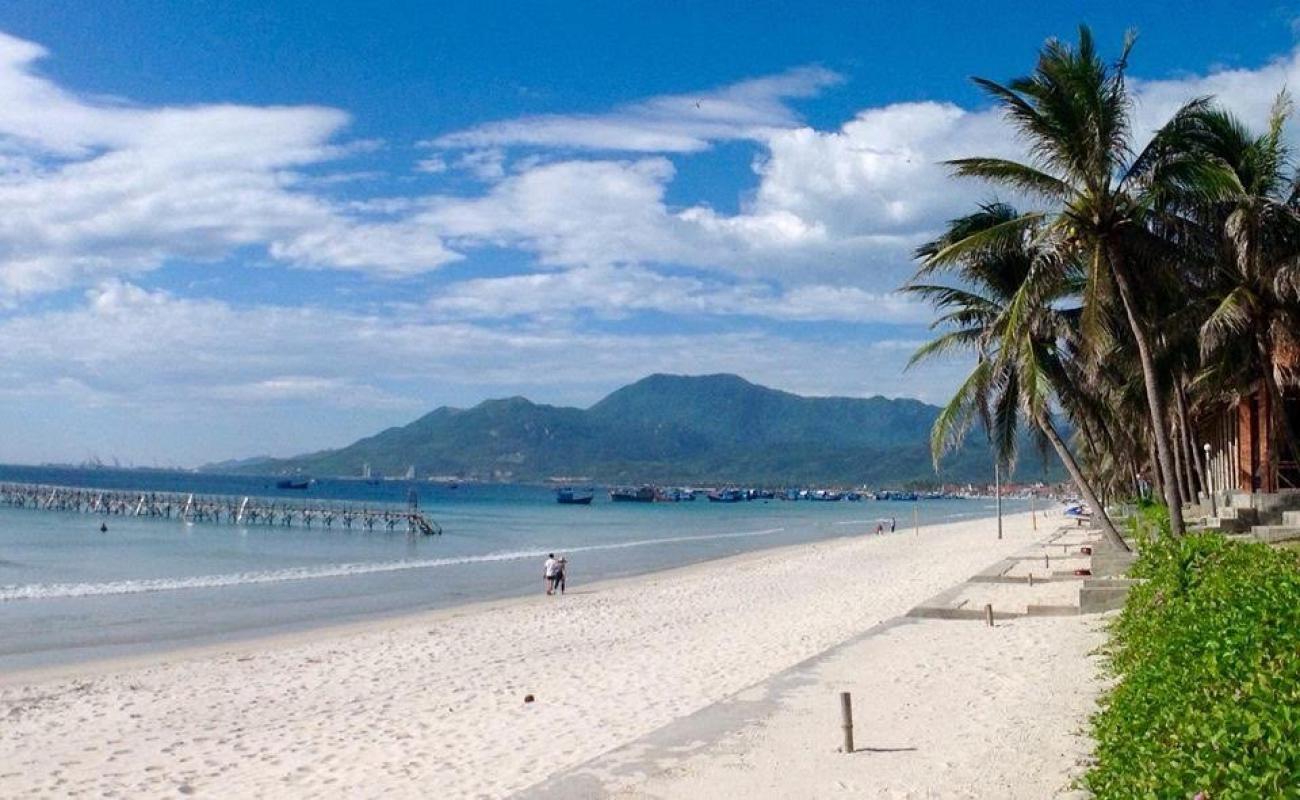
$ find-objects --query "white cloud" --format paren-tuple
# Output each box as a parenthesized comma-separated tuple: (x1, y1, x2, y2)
(1130, 51, 1300, 137)
(0, 281, 949, 412)
(428, 66, 842, 154)
(746, 102, 1013, 238)
(428, 263, 930, 324)
(453, 148, 507, 180)
(415, 156, 448, 174)
(0, 31, 457, 300)
(419, 156, 915, 287)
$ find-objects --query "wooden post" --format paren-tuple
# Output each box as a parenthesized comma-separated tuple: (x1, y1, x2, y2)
(1028, 572, 1034, 587)
(984, 603, 994, 627)
(995, 460, 1002, 540)
(839, 692, 854, 753)
(1044, 553, 1050, 569)
(913, 500, 919, 536)
(1031, 493, 1037, 531)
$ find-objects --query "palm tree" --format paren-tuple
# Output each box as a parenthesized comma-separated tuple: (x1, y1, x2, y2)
(907, 203, 1129, 551)
(1193, 96, 1300, 488)
(941, 27, 1238, 536)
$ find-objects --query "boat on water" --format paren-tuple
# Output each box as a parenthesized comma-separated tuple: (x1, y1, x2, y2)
(876, 490, 919, 502)
(706, 488, 745, 503)
(609, 486, 656, 503)
(556, 487, 594, 505)
(275, 478, 311, 490)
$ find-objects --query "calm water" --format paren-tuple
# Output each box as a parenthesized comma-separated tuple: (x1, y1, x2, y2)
(0, 465, 1029, 671)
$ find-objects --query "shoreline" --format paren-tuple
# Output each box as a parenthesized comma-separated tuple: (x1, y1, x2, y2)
(1, 510, 1089, 798)
(0, 509, 1011, 685)
(0, 528, 825, 688)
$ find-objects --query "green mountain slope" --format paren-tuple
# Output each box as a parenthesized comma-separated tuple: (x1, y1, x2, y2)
(220, 373, 1060, 486)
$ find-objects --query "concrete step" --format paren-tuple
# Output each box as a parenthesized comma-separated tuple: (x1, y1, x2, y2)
(1218, 506, 1259, 523)
(1283, 510, 1300, 527)
(1080, 582, 1132, 614)
(1230, 490, 1300, 515)
(1201, 516, 1252, 533)
(1250, 526, 1300, 544)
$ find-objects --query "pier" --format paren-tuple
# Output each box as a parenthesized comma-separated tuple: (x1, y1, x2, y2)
(0, 482, 443, 535)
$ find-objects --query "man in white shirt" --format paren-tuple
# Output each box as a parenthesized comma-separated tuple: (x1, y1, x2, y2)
(543, 554, 559, 595)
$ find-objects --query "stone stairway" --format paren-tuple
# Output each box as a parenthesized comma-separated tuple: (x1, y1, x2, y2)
(1199, 491, 1300, 543)
(1198, 505, 1257, 532)
(1252, 509, 1300, 544)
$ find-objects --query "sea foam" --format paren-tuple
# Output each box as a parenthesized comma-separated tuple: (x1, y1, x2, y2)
(0, 526, 785, 601)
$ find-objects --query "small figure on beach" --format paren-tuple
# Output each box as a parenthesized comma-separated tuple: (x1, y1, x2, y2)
(544, 553, 559, 595)
(875, 522, 884, 535)
(554, 557, 567, 595)
(99, 522, 107, 533)
(890, 517, 896, 533)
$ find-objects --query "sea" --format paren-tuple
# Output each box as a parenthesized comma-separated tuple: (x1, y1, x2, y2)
(0, 464, 1032, 671)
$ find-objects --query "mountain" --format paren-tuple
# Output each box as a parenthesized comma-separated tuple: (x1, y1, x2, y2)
(215, 373, 1060, 486)
(199, 455, 275, 472)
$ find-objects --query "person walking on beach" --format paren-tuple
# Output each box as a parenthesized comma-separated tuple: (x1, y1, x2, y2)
(554, 556, 568, 595)
(544, 553, 559, 595)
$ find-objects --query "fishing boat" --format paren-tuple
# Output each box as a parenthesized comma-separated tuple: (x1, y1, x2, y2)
(556, 487, 594, 505)
(706, 488, 745, 503)
(275, 478, 311, 490)
(609, 486, 655, 503)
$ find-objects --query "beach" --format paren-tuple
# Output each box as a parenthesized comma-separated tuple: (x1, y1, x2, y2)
(0, 510, 1102, 798)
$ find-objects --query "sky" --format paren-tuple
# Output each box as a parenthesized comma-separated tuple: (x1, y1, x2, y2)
(3, 1, 1300, 466)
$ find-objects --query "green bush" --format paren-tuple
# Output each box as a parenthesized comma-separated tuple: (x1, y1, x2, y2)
(1085, 530, 1300, 798)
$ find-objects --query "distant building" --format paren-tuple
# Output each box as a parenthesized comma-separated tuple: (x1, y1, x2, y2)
(1199, 344, 1300, 493)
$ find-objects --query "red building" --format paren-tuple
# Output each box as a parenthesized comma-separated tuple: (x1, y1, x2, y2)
(1201, 350, 1300, 494)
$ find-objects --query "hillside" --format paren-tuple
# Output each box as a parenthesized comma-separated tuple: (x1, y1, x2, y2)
(216, 373, 1060, 486)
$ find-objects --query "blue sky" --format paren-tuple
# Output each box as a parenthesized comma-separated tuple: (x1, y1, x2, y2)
(2, 1, 1300, 466)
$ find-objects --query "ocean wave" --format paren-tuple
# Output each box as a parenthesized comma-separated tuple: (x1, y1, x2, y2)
(0, 526, 785, 601)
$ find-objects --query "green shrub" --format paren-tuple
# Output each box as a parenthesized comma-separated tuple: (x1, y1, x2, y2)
(1085, 531, 1300, 798)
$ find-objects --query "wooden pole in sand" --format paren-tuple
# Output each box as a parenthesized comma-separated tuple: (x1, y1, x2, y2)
(995, 461, 1003, 540)
(839, 692, 854, 753)
(1031, 493, 1037, 531)
(984, 603, 994, 627)
(913, 499, 919, 536)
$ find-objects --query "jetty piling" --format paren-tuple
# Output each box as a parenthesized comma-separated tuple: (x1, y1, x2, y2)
(0, 482, 442, 536)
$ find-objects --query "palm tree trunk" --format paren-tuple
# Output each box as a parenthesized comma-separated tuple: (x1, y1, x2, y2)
(1107, 244, 1186, 536)
(1174, 412, 1195, 502)
(1175, 383, 1206, 499)
(1171, 420, 1189, 504)
(1148, 435, 1163, 502)
(1036, 412, 1129, 551)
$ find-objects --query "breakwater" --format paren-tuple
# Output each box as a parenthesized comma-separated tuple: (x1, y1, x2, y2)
(0, 481, 442, 535)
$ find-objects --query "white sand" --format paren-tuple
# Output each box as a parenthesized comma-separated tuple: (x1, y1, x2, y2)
(594, 615, 1105, 800)
(949, 578, 1082, 612)
(0, 511, 1096, 798)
